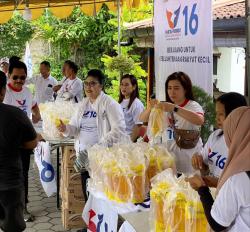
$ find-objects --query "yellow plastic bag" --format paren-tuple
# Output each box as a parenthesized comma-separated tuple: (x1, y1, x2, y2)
(148, 108, 167, 139)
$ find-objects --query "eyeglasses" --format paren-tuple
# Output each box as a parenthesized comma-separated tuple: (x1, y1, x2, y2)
(12, 75, 26, 81)
(84, 81, 98, 87)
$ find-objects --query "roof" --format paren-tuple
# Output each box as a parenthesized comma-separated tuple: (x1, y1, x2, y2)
(124, 0, 245, 30)
(213, 0, 245, 20)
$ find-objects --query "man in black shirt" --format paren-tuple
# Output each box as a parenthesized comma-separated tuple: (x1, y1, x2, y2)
(0, 71, 38, 232)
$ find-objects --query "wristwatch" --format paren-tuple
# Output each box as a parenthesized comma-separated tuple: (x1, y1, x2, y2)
(173, 105, 179, 113)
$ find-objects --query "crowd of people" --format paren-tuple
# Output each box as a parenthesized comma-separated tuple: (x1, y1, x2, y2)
(0, 56, 249, 232)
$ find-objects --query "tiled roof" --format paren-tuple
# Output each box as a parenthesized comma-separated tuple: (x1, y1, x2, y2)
(213, 0, 245, 20)
(124, 0, 245, 30)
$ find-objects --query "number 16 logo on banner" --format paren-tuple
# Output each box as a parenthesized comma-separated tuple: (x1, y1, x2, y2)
(166, 3, 199, 38)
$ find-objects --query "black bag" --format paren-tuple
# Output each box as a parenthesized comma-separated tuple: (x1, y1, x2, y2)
(171, 112, 200, 149)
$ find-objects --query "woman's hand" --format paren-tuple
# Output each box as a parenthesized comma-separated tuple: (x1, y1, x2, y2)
(186, 175, 206, 191)
(57, 120, 66, 133)
(148, 99, 159, 109)
(202, 176, 219, 188)
(156, 102, 175, 112)
(192, 153, 206, 170)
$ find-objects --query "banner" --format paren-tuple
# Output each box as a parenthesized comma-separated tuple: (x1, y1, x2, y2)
(24, 41, 33, 78)
(82, 194, 118, 232)
(154, 0, 212, 100)
(34, 141, 57, 197)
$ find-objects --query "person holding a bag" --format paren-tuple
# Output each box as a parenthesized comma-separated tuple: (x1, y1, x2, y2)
(187, 106, 250, 232)
(192, 92, 247, 187)
(140, 72, 204, 174)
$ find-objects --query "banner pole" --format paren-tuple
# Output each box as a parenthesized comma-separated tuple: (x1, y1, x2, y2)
(117, 0, 121, 56)
(246, 0, 250, 104)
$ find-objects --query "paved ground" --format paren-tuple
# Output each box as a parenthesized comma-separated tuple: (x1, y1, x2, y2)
(1, 156, 81, 232)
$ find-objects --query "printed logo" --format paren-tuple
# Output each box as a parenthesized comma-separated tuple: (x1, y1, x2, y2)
(16, 99, 26, 106)
(165, 3, 199, 39)
(166, 5, 181, 29)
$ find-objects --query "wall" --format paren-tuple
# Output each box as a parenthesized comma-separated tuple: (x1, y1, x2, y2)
(214, 47, 245, 95)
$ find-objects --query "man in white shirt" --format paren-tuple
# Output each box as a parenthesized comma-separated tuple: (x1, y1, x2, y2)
(27, 61, 58, 104)
(57, 60, 83, 103)
(0, 57, 9, 76)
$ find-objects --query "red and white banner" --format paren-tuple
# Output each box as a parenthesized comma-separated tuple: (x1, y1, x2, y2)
(154, 0, 213, 99)
(83, 194, 118, 232)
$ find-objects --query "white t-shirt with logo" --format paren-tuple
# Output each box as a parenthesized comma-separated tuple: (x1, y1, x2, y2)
(3, 84, 37, 119)
(77, 102, 99, 152)
(201, 129, 228, 178)
(27, 74, 58, 104)
(57, 77, 83, 103)
(120, 98, 144, 135)
(211, 172, 250, 231)
(162, 100, 204, 174)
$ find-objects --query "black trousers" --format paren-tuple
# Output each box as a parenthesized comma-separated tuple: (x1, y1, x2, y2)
(20, 149, 32, 205)
(81, 171, 90, 201)
(0, 188, 26, 232)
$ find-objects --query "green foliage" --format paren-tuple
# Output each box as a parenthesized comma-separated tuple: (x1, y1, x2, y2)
(193, 86, 216, 143)
(0, 12, 34, 57)
(122, 3, 153, 22)
(34, 5, 118, 80)
(102, 45, 147, 105)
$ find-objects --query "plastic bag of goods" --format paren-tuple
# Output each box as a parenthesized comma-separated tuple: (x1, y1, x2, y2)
(185, 186, 209, 232)
(87, 145, 111, 192)
(39, 101, 77, 139)
(129, 145, 148, 203)
(147, 108, 167, 141)
(150, 169, 179, 232)
(145, 145, 175, 186)
(100, 144, 148, 203)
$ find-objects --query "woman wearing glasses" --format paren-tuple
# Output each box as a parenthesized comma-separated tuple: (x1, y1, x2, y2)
(119, 74, 144, 142)
(57, 69, 126, 200)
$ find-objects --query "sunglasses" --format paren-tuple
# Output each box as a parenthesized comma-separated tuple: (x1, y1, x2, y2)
(84, 81, 98, 87)
(12, 75, 26, 81)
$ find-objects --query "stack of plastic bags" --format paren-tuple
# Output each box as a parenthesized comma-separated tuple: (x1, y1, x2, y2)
(39, 101, 77, 139)
(150, 169, 209, 232)
(87, 143, 175, 204)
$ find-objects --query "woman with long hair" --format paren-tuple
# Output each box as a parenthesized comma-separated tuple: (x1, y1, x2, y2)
(140, 71, 204, 174)
(119, 74, 144, 142)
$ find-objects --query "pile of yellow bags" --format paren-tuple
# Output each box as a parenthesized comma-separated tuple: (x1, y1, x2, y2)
(39, 101, 76, 139)
(150, 169, 209, 232)
(87, 143, 175, 203)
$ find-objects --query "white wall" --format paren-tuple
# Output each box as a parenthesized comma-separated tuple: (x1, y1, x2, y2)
(214, 47, 245, 95)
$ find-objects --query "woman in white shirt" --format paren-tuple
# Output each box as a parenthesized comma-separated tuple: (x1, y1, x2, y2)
(118, 74, 144, 142)
(192, 92, 247, 187)
(56, 60, 83, 103)
(140, 72, 204, 174)
(187, 106, 250, 232)
(57, 69, 126, 199)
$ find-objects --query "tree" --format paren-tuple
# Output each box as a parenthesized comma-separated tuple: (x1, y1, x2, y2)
(33, 5, 118, 80)
(0, 12, 34, 57)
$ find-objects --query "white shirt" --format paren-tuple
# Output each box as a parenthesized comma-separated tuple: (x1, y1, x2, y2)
(120, 98, 144, 135)
(211, 172, 250, 231)
(201, 129, 228, 178)
(162, 100, 204, 174)
(78, 102, 99, 152)
(57, 77, 83, 103)
(3, 83, 37, 119)
(63, 92, 127, 153)
(27, 74, 58, 104)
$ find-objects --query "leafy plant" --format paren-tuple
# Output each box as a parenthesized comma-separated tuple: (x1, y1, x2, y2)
(193, 86, 215, 143)
(102, 45, 147, 104)
(0, 12, 34, 57)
